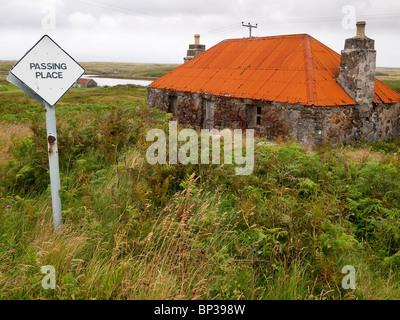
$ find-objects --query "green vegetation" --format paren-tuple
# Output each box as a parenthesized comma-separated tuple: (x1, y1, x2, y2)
(376, 67, 400, 93)
(1, 72, 400, 300)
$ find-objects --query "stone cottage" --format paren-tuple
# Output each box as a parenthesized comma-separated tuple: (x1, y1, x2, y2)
(73, 78, 98, 88)
(148, 22, 400, 145)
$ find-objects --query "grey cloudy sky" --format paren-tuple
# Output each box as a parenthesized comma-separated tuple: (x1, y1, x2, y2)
(1, 0, 399, 66)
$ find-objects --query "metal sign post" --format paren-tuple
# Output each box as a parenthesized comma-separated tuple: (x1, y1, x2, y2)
(7, 35, 85, 232)
(45, 102, 63, 230)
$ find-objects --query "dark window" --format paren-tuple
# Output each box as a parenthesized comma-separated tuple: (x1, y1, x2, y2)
(168, 96, 177, 115)
(256, 107, 262, 126)
(203, 99, 215, 130)
(246, 106, 255, 128)
(246, 105, 262, 128)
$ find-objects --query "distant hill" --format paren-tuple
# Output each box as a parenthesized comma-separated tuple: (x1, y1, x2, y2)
(0, 61, 180, 78)
(80, 62, 180, 78)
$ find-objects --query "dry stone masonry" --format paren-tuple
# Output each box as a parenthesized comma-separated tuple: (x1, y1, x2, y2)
(183, 34, 206, 62)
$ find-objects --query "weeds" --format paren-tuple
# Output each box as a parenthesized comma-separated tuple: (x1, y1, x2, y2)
(1, 84, 400, 300)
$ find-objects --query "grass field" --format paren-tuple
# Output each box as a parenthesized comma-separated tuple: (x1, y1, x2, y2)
(1, 64, 400, 300)
(0, 61, 16, 73)
(80, 62, 180, 78)
(376, 67, 400, 92)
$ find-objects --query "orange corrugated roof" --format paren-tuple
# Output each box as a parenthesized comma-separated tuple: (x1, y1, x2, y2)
(77, 78, 91, 84)
(150, 34, 400, 107)
(374, 79, 400, 104)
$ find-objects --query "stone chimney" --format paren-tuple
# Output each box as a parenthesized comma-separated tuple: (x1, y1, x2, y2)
(337, 21, 376, 106)
(184, 34, 206, 62)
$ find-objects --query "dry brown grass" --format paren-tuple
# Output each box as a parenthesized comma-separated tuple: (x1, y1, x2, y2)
(0, 121, 31, 164)
(343, 148, 383, 163)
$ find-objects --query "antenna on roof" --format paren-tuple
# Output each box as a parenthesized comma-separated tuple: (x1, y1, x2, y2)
(242, 22, 258, 38)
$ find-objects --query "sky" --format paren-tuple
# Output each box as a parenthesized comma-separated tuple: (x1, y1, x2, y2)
(0, 0, 399, 67)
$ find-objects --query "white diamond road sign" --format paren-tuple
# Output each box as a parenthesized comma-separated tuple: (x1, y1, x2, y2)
(7, 35, 85, 106)
(6, 35, 85, 232)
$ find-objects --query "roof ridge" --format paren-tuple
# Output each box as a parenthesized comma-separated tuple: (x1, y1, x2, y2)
(302, 35, 318, 105)
(225, 33, 310, 42)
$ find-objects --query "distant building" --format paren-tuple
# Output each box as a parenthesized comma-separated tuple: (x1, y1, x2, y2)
(148, 22, 400, 145)
(74, 78, 98, 88)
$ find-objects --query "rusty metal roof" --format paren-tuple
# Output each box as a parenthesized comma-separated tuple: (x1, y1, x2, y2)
(77, 78, 92, 84)
(150, 34, 400, 107)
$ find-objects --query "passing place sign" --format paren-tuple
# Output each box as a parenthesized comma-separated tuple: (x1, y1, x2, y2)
(8, 35, 85, 106)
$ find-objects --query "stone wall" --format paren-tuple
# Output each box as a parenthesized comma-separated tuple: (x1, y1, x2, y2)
(147, 87, 400, 145)
(184, 44, 206, 62)
(337, 35, 376, 107)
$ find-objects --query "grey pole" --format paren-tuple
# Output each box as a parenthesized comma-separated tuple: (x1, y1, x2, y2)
(242, 22, 258, 38)
(44, 102, 63, 231)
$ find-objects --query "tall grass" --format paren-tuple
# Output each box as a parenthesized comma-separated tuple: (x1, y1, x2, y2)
(0, 122, 31, 165)
(1, 84, 400, 300)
